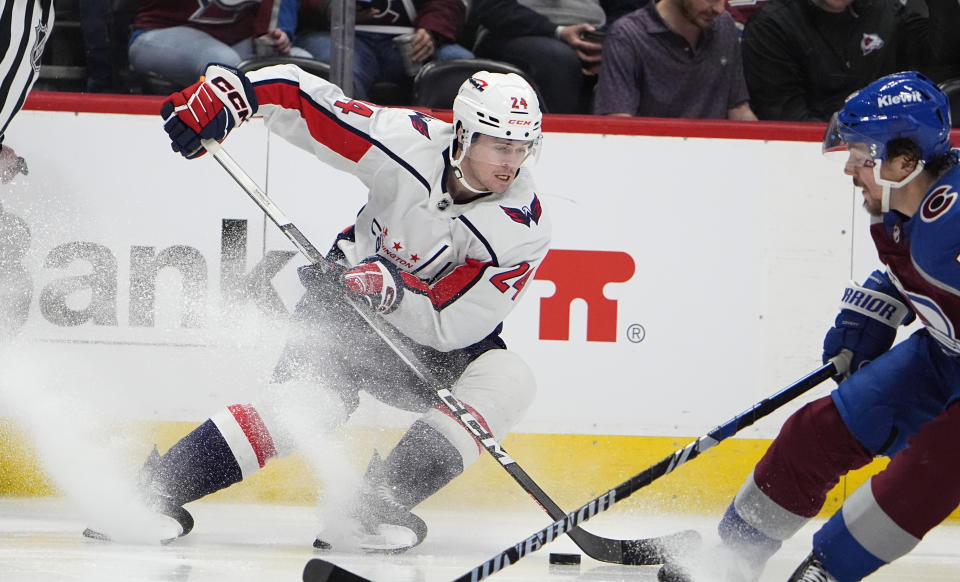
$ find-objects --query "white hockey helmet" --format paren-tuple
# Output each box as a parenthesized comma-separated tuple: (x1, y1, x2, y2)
(449, 71, 543, 192)
(453, 70, 543, 143)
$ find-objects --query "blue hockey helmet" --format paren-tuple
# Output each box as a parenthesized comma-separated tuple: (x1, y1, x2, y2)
(823, 71, 952, 163)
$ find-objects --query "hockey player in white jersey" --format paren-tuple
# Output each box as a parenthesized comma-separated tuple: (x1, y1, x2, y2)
(100, 64, 550, 552)
(659, 72, 960, 582)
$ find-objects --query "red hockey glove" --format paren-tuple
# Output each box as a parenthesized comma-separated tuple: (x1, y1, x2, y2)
(342, 257, 403, 314)
(160, 64, 258, 159)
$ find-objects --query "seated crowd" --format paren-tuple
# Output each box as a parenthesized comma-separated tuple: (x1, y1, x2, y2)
(54, 0, 960, 120)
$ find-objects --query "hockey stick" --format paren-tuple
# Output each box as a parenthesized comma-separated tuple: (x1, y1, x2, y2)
(303, 353, 850, 582)
(205, 141, 696, 564)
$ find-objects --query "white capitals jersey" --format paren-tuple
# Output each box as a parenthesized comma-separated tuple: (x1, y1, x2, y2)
(244, 64, 552, 352)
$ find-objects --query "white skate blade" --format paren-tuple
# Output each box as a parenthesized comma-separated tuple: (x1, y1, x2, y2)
(83, 509, 184, 544)
(358, 524, 419, 553)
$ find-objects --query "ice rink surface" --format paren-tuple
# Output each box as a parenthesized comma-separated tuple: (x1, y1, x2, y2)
(2, 498, 959, 582)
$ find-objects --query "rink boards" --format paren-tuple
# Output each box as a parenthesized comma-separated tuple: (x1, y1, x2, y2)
(0, 92, 952, 519)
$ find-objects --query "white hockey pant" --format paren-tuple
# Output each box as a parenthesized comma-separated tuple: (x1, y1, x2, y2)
(420, 349, 537, 469)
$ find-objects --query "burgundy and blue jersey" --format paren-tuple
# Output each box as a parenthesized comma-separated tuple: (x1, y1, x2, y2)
(872, 159, 960, 354)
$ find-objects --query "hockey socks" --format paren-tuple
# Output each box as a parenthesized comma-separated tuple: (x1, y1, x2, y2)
(717, 501, 782, 570)
(84, 405, 277, 542)
(149, 417, 246, 505)
(148, 403, 280, 505)
(381, 419, 465, 509)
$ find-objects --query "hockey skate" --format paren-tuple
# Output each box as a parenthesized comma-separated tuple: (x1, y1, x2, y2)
(355, 480, 428, 553)
(82, 446, 194, 543)
(314, 452, 427, 554)
(787, 552, 837, 582)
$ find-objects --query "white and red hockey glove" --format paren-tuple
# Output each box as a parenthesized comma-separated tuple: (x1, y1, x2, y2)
(342, 257, 404, 314)
(161, 64, 258, 159)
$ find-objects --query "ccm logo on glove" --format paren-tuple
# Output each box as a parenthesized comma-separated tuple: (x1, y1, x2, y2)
(209, 76, 252, 121)
(161, 64, 258, 159)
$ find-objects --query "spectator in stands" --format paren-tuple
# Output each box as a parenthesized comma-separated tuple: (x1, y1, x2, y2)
(741, 0, 959, 121)
(919, 0, 960, 82)
(79, 0, 115, 93)
(1, 0, 53, 184)
(295, 0, 474, 102)
(593, 0, 757, 119)
(470, 0, 644, 114)
(725, 0, 768, 33)
(128, 0, 310, 89)
(78, 0, 139, 93)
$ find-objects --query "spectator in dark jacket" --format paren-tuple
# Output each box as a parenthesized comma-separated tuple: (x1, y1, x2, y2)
(742, 0, 959, 121)
(594, 0, 757, 119)
(471, 0, 644, 114)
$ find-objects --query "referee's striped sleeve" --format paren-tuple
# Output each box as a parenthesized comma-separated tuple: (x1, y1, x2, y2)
(0, 0, 54, 143)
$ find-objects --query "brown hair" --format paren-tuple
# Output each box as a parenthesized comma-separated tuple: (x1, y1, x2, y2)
(886, 137, 957, 176)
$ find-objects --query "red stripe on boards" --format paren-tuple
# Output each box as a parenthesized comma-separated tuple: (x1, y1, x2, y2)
(21, 91, 960, 143)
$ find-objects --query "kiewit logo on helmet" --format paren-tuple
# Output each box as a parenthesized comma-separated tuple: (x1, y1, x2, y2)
(878, 91, 922, 107)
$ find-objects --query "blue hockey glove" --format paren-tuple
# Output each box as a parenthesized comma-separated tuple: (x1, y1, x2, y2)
(160, 64, 258, 159)
(822, 270, 914, 382)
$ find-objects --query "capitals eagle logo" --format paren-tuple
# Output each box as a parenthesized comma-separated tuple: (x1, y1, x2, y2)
(409, 112, 432, 138)
(501, 194, 542, 227)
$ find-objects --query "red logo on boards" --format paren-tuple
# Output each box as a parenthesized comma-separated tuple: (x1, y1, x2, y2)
(534, 250, 635, 342)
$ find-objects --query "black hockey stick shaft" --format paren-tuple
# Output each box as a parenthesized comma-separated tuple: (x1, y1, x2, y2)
(303, 356, 846, 582)
(207, 143, 684, 564)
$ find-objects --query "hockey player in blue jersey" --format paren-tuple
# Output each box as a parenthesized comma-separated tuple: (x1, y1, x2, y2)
(659, 71, 960, 582)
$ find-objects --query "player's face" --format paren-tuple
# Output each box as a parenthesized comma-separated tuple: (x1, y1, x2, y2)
(680, 0, 726, 29)
(461, 134, 534, 193)
(843, 144, 883, 215)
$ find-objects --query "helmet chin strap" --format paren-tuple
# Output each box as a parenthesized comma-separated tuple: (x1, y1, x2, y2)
(874, 160, 924, 213)
(448, 139, 492, 195)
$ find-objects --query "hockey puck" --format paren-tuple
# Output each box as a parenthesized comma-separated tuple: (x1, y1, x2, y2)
(548, 552, 581, 565)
